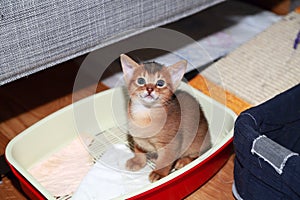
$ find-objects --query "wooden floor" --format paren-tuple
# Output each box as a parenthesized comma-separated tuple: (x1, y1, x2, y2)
(0, 56, 250, 200)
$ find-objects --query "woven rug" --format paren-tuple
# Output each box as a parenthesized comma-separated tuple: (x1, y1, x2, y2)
(202, 12, 300, 105)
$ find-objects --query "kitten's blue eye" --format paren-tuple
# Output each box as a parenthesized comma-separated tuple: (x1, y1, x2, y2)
(137, 77, 146, 85)
(156, 79, 165, 87)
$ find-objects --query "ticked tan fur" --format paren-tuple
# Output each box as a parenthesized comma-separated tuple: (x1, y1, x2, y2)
(120, 54, 211, 182)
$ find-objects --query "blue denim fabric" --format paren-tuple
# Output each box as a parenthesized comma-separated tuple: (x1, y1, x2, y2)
(233, 84, 300, 200)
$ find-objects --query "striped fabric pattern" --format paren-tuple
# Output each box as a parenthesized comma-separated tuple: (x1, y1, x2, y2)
(0, 0, 223, 85)
(202, 12, 300, 105)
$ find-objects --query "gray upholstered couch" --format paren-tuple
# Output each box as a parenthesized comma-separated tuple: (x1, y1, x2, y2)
(0, 0, 223, 85)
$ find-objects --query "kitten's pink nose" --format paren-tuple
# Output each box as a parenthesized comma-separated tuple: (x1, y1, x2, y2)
(146, 87, 154, 94)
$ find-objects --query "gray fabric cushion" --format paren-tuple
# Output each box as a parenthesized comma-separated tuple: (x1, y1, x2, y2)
(0, 0, 223, 85)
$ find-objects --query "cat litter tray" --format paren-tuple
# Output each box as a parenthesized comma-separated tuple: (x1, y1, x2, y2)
(5, 82, 237, 200)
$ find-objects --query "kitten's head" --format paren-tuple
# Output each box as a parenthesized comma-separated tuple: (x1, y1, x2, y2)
(120, 54, 187, 106)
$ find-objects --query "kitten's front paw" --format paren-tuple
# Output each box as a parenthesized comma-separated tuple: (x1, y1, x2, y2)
(126, 157, 146, 171)
(149, 165, 172, 182)
(149, 171, 164, 182)
(174, 156, 195, 169)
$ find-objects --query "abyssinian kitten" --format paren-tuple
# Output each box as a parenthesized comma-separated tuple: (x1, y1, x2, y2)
(120, 54, 211, 182)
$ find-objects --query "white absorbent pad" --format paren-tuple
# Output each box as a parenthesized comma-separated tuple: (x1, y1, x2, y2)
(29, 138, 94, 197)
(72, 144, 152, 200)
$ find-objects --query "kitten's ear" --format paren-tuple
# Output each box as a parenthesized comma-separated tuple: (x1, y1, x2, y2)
(168, 60, 187, 89)
(120, 54, 140, 84)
